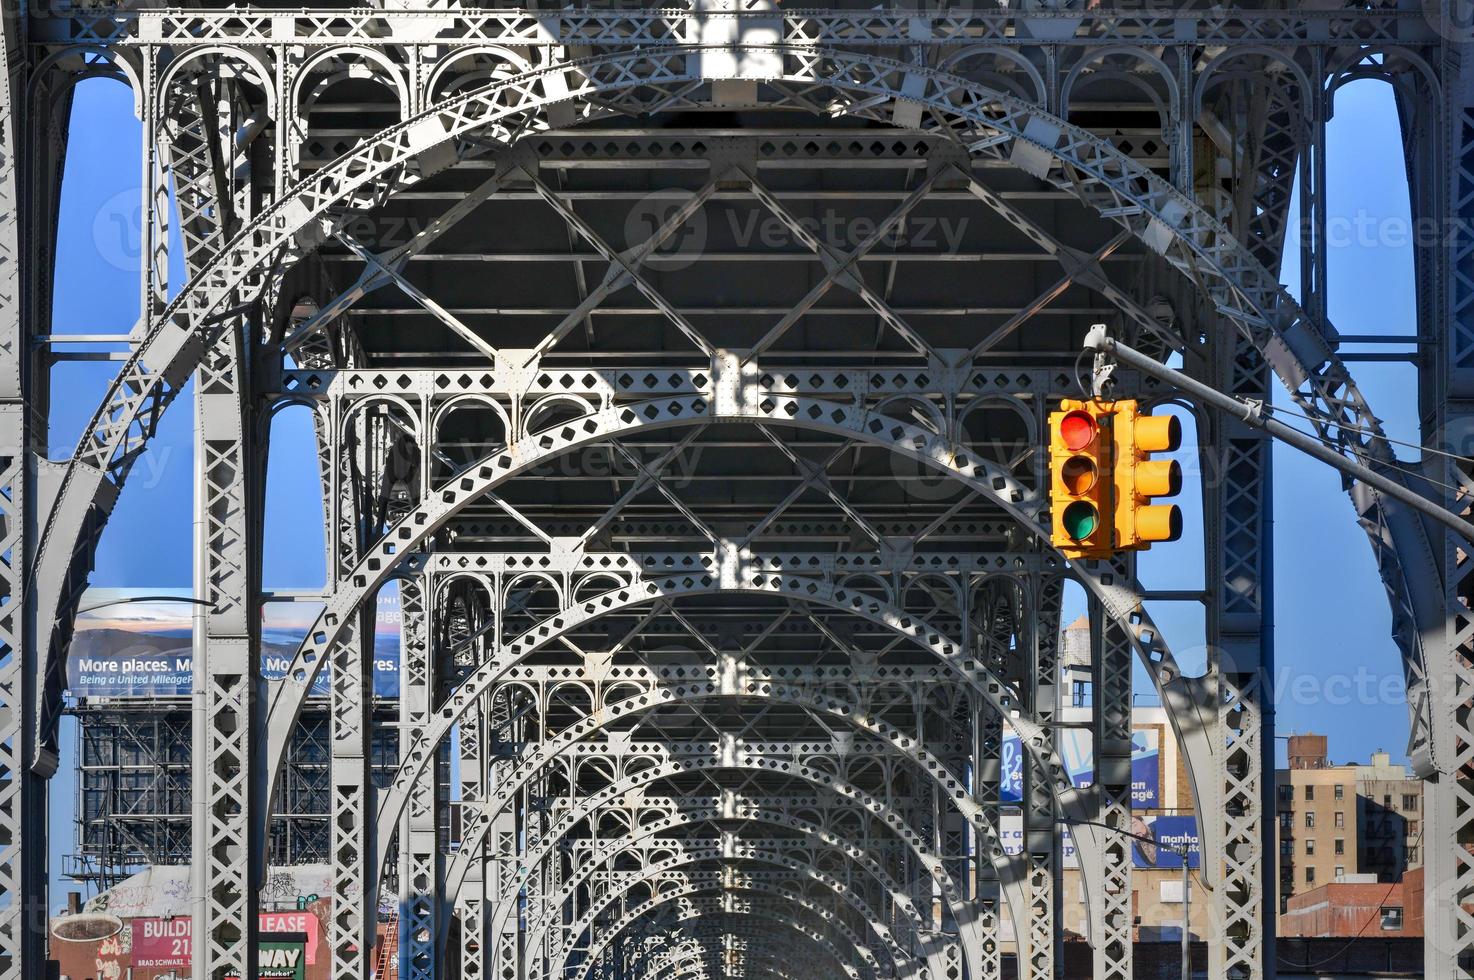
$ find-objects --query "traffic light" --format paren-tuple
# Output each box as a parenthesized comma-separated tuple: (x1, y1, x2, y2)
(1049, 399, 1113, 559)
(1111, 400, 1183, 550)
(1049, 399, 1183, 557)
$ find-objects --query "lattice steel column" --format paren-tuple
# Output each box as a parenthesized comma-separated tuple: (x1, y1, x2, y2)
(970, 702, 1002, 980)
(330, 607, 375, 980)
(1023, 576, 1063, 980)
(1206, 330, 1276, 980)
(0, 11, 40, 976)
(1428, 37, 1474, 979)
(398, 577, 439, 979)
(191, 321, 263, 980)
(456, 694, 490, 977)
(1092, 608, 1133, 980)
(487, 696, 522, 980)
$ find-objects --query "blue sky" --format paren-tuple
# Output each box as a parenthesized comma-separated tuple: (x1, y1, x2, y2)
(44, 76, 1419, 899)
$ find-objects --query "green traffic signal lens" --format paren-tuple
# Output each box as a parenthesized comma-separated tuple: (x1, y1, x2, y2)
(1061, 501, 1099, 542)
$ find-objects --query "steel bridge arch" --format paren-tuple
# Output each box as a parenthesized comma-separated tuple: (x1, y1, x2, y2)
(645, 937, 854, 978)
(639, 931, 855, 980)
(602, 893, 890, 980)
(379, 577, 1068, 840)
(445, 735, 1006, 960)
(541, 845, 947, 980)
(511, 813, 951, 979)
(259, 394, 1163, 910)
(634, 936, 855, 980)
(457, 748, 989, 923)
(26, 48, 1436, 962)
(33, 41, 1421, 769)
(552, 885, 898, 980)
(378, 581, 1072, 935)
(481, 859, 912, 979)
(446, 769, 1003, 976)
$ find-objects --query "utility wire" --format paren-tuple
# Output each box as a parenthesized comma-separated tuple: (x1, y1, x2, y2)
(1265, 413, 1471, 498)
(1275, 824, 1424, 971)
(1266, 402, 1474, 465)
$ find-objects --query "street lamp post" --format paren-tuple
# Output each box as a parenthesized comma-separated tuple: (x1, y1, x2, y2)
(1058, 818, 1195, 979)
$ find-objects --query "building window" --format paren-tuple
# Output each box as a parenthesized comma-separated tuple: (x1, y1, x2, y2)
(1403, 794, 1418, 811)
(1305, 812, 1315, 829)
(1305, 785, 1315, 802)
(1384, 794, 1392, 807)
(1280, 840, 1293, 857)
(1306, 839, 1315, 855)
(1409, 821, 1419, 836)
(1335, 838, 1345, 855)
(1408, 846, 1419, 865)
(1279, 785, 1293, 803)
(1381, 907, 1404, 931)
(1306, 867, 1316, 884)
(1335, 784, 1345, 801)
(1280, 812, 1293, 830)
(1335, 866, 1345, 879)
(1335, 811, 1345, 829)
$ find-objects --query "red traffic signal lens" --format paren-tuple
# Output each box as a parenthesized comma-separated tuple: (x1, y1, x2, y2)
(1061, 501, 1100, 543)
(1060, 456, 1098, 495)
(1059, 410, 1097, 451)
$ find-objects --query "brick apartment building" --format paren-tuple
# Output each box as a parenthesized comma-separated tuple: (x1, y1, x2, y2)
(1276, 734, 1423, 919)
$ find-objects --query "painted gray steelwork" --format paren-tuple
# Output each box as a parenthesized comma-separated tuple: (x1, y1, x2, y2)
(6, 2, 1464, 979)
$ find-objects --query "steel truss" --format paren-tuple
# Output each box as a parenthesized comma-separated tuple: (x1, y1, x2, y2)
(8, 3, 1465, 979)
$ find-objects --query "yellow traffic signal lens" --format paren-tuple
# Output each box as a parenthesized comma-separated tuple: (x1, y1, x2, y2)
(1136, 459, 1182, 498)
(1061, 501, 1100, 542)
(1060, 456, 1098, 494)
(1135, 414, 1182, 453)
(1137, 504, 1183, 543)
(1059, 410, 1098, 451)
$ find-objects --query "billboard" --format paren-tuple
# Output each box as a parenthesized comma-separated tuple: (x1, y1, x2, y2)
(999, 813, 1079, 869)
(997, 814, 1197, 871)
(1129, 815, 1201, 869)
(252, 934, 309, 980)
(128, 913, 320, 972)
(1000, 727, 1160, 808)
(66, 587, 402, 699)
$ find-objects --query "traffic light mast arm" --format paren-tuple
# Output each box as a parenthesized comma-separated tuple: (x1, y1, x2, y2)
(1082, 324, 1474, 547)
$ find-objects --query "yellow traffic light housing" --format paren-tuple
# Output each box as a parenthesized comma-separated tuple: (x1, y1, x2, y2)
(1049, 399, 1183, 557)
(1112, 401, 1183, 550)
(1049, 399, 1113, 559)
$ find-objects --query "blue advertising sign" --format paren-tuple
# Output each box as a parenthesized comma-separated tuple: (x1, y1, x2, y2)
(1130, 815, 1201, 869)
(66, 587, 402, 699)
(1129, 729, 1161, 807)
(1000, 728, 1160, 808)
(999, 815, 1079, 869)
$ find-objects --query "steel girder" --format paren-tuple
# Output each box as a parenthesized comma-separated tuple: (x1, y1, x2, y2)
(0, 11, 39, 980)
(534, 831, 936, 974)
(588, 889, 895, 980)
(537, 846, 942, 980)
(616, 899, 886, 980)
(625, 917, 860, 978)
(459, 757, 993, 972)
(17, 5, 1450, 972)
(621, 918, 861, 980)
(32, 42, 1411, 755)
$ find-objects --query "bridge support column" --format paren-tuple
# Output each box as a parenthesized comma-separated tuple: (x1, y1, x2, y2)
(399, 578, 440, 980)
(1205, 331, 1276, 980)
(0, 15, 43, 975)
(191, 323, 264, 980)
(1092, 609, 1134, 980)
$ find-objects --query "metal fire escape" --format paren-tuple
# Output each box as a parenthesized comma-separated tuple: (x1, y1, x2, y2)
(4, 2, 1471, 979)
